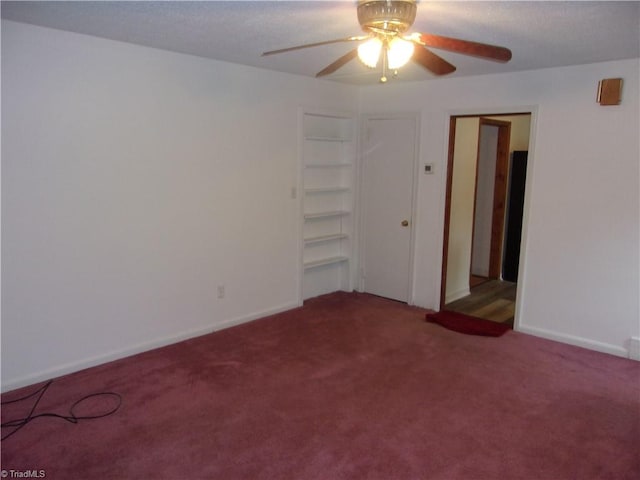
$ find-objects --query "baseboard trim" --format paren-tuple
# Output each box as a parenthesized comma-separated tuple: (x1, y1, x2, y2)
(629, 337, 640, 361)
(517, 324, 629, 359)
(1, 301, 300, 393)
(445, 287, 470, 304)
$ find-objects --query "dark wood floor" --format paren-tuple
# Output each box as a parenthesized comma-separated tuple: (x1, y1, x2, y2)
(445, 279, 517, 326)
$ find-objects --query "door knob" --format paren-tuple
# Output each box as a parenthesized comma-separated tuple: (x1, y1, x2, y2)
(401, 220, 410, 227)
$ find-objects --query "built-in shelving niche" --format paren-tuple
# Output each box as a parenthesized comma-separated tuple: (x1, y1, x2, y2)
(301, 110, 355, 301)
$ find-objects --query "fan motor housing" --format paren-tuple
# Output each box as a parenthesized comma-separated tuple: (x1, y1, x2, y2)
(357, 0, 417, 35)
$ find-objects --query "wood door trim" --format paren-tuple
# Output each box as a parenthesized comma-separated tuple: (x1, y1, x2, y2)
(439, 117, 457, 307)
(441, 111, 532, 319)
(441, 116, 511, 308)
(479, 118, 511, 279)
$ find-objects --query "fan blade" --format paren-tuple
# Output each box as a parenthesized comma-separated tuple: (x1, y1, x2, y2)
(412, 45, 456, 75)
(316, 49, 359, 77)
(262, 36, 367, 56)
(417, 33, 512, 62)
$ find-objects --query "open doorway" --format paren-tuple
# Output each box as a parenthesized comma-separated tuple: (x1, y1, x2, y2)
(440, 113, 531, 327)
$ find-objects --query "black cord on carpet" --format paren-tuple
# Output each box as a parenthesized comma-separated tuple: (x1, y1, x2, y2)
(1, 379, 122, 441)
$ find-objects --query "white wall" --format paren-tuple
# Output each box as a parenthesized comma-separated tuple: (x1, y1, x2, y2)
(1, 21, 358, 390)
(3, 20, 639, 391)
(488, 115, 532, 152)
(360, 58, 640, 358)
(445, 117, 478, 302)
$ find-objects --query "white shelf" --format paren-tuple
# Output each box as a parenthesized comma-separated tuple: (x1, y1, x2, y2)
(305, 136, 351, 143)
(305, 187, 351, 194)
(305, 162, 351, 168)
(304, 233, 348, 245)
(304, 256, 349, 270)
(301, 109, 355, 300)
(304, 210, 350, 220)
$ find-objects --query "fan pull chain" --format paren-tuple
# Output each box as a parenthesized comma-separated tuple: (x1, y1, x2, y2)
(380, 47, 388, 83)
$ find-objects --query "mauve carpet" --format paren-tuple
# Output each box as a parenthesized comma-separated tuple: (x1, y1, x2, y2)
(2, 292, 639, 479)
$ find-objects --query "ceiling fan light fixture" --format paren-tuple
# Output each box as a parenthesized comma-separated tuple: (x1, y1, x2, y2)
(357, 37, 383, 68)
(264, 0, 512, 81)
(357, 0, 417, 34)
(387, 37, 415, 69)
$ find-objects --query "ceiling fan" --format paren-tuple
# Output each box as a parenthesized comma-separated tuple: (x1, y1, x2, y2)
(262, 0, 512, 82)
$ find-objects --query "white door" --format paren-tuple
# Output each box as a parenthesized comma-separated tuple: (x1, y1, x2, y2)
(361, 115, 418, 302)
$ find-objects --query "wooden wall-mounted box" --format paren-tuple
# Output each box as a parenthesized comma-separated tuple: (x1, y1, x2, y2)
(597, 78, 623, 106)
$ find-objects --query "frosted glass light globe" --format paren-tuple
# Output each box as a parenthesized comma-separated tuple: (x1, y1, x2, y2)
(358, 37, 383, 68)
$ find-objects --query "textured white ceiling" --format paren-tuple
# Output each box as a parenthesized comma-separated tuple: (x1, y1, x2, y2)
(2, 1, 639, 85)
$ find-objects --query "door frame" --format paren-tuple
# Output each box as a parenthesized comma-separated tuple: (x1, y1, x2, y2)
(471, 117, 511, 280)
(439, 109, 537, 331)
(357, 112, 421, 304)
